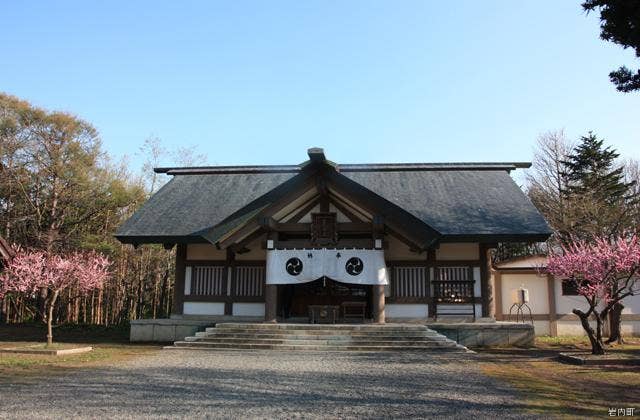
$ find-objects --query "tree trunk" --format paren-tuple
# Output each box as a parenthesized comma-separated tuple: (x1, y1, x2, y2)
(46, 290, 59, 346)
(606, 302, 624, 345)
(574, 308, 605, 355)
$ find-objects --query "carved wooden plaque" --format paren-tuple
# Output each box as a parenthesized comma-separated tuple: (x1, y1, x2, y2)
(310, 212, 337, 245)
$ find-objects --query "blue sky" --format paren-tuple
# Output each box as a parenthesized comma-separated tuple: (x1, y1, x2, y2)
(2, 1, 639, 174)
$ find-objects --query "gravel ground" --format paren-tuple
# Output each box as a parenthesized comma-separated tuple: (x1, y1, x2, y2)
(0, 350, 533, 419)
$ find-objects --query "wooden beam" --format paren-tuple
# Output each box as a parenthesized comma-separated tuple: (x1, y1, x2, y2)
(329, 196, 364, 222)
(372, 215, 384, 233)
(286, 197, 319, 223)
(218, 220, 261, 249)
(258, 217, 278, 230)
(316, 177, 329, 212)
(265, 238, 384, 249)
(230, 229, 266, 254)
(494, 268, 541, 275)
(265, 222, 373, 234)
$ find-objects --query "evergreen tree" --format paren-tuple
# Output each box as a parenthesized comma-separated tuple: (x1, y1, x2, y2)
(562, 132, 632, 201)
(559, 132, 638, 240)
(583, 0, 640, 92)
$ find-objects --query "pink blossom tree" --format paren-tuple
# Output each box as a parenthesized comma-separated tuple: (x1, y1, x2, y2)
(547, 234, 640, 355)
(0, 249, 110, 345)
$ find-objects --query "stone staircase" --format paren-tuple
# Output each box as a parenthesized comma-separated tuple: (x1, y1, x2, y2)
(169, 323, 469, 352)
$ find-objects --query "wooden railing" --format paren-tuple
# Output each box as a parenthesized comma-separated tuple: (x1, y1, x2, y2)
(432, 280, 475, 303)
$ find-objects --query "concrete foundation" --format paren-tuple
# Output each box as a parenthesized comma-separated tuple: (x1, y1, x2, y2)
(132, 316, 535, 347)
(130, 319, 214, 342)
(428, 322, 534, 347)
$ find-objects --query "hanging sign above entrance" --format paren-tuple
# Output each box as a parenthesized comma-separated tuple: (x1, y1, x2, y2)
(266, 249, 388, 285)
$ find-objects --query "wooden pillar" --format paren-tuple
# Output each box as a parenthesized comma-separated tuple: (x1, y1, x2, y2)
(225, 249, 235, 316)
(479, 244, 494, 318)
(494, 270, 503, 320)
(265, 284, 278, 323)
(547, 273, 558, 336)
(172, 244, 187, 316)
(373, 284, 385, 324)
(427, 249, 436, 318)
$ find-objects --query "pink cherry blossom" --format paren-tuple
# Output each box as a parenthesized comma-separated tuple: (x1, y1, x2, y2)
(0, 248, 111, 344)
(546, 233, 640, 354)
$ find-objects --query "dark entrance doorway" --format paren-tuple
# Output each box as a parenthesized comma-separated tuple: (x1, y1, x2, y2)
(278, 278, 371, 320)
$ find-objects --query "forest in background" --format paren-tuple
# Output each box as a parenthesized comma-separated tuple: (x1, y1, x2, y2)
(1, 92, 639, 327)
(0, 92, 205, 325)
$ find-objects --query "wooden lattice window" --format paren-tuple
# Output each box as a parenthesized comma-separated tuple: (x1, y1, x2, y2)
(392, 266, 428, 297)
(187, 266, 226, 296)
(234, 266, 265, 297)
(561, 278, 581, 296)
(310, 213, 337, 245)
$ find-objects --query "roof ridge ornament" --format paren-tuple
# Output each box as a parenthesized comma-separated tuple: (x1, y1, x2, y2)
(307, 147, 326, 163)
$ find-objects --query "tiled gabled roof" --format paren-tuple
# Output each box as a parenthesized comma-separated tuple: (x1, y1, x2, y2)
(116, 150, 551, 246)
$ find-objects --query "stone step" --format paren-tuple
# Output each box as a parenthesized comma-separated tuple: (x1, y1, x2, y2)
(173, 341, 462, 351)
(192, 338, 455, 346)
(199, 331, 442, 339)
(196, 334, 452, 342)
(205, 327, 435, 335)
(172, 322, 469, 353)
(199, 333, 450, 342)
(213, 323, 430, 332)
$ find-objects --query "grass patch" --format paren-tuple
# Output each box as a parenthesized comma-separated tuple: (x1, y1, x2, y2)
(536, 335, 640, 351)
(0, 342, 160, 382)
(0, 323, 160, 382)
(0, 323, 130, 343)
(479, 336, 640, 418)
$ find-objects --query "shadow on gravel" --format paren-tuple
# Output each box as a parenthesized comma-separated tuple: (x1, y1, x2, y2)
(0, 351, 533, 418)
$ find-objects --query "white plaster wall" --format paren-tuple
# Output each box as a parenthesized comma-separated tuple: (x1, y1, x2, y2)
(621, 293, 640, 314)
(501, 273, 548, 314)
(495, 255, 547, 269)
(555, 319, 640, 336)
(436, 243, 479, 260)
(384, 235, 425, 261)
(186, 244, 225, 260)
(554, 279, 591, 315)
(232, 303, 265, 317)
(385, 304, 428, 318)
(556, 320, 595, 335)
(187, 240, 266, 261)
(183, 302, 225, 315)
(621, 322, 640, 335)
